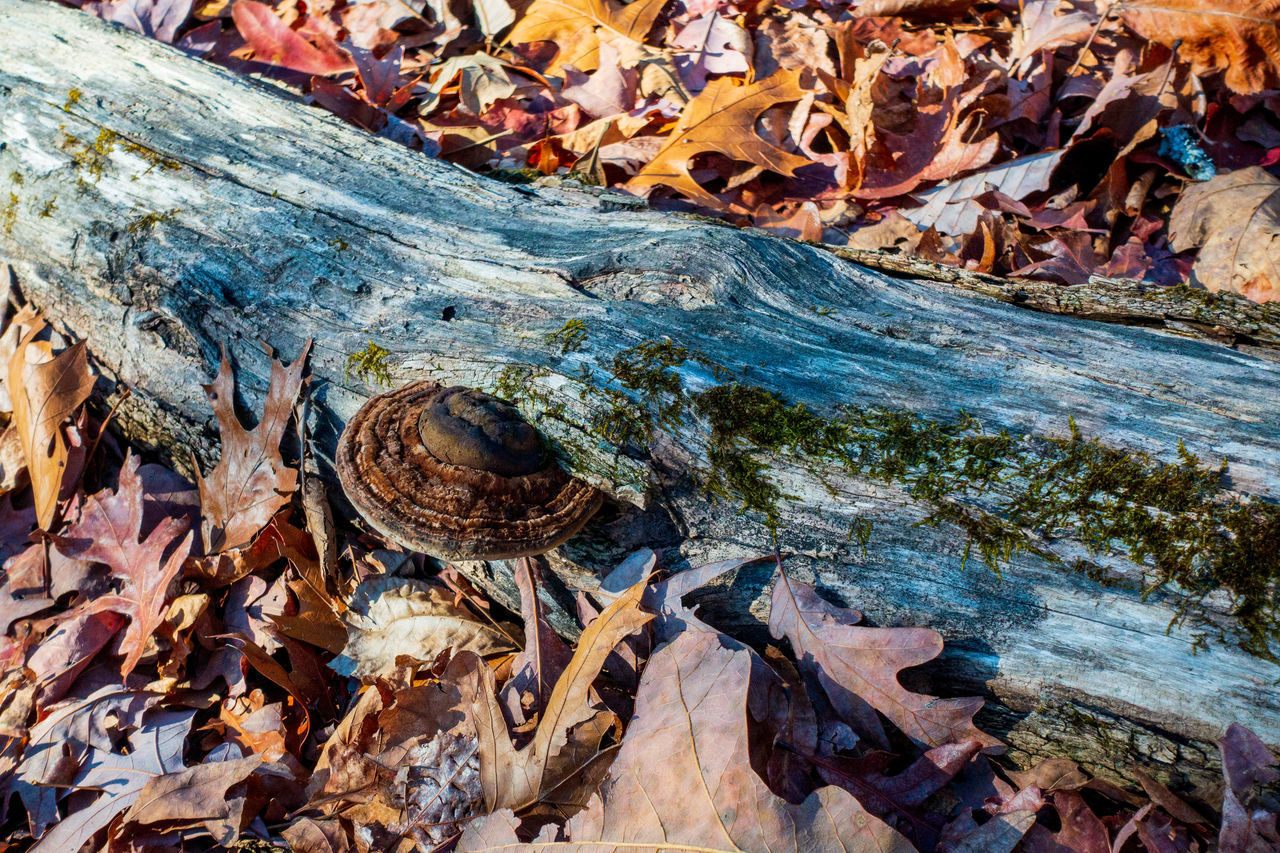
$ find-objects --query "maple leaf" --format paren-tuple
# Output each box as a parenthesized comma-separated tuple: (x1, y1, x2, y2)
(232, 0, 354, 76)
(470, 577, 652, 811)
(1169, 166, 1280, 303)
(1116, 0, 1280, 95)
(461, 629, 917, 853)
(507, 0, 668, 76)
(56, 452, 193, 677)
(6, 317, 95, 529)
(627, 70, 814, 209)
(769, 570, 1001, 751)
(330, 576, 513, 678)
(195, 341, 311, 553)
(27, 709, 194, 853)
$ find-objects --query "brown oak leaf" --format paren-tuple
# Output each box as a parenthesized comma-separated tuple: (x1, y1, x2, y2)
(460, 629, 917, 852)
(196, 341, 311, 553)
(769, 569, 1002, 751)
(6, 315, 94, 529)
(1169, 167, 1280, 303)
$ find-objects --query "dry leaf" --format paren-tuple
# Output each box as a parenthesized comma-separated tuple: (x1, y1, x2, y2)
(460, 630, 917, 852)
(1116, 0, 1280, 95)
(120, 755, 275, 846)
(507, 0, 667, 75)
(195, 341, 311, 553)
(55, 452, 193, 677)
(6, 318, 94, 529)
(471, 577, 652, 811)
(628, 70, 813, 209)
(1169, 166, 1280, 303)
(27, 709, 194, 853)
(232, 0, 354, 76)
(903, 150, 1064, 236)
(500, 558, 573, 727)
(331, 576, 512, 678)
(769, 570, 1001, 750)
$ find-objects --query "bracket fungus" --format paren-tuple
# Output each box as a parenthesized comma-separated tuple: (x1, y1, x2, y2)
(336, 381, 604, 561)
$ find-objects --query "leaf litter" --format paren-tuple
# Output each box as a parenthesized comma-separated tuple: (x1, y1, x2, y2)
(8, 0, 1280, 847)
(46, 0, 1280, 301)
(0, 302, 1267, 851)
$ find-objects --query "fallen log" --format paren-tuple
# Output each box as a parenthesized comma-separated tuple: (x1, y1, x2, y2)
(2, 0, 1278, 803)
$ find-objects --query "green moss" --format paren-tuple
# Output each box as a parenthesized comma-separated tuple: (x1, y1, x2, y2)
(1, 193, 17, 235)
(493, 364, 566, 420)
(37, 198, 56, 218)
(126, 208, 180, 233)
(64, 88, 82, 111)
(848, 518, 873, 558)
(60, 127, 118, 181)
(344, 341, 393, 388)
(554, 336, 1280, 659)
(484, 167, 542, 184)
(328, 237, 350, 252)
(546, 319, 588, 354)
(121, 140, 182, 172)
(8, 172, 23, 187)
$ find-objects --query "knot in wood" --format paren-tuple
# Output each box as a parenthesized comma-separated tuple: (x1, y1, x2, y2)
(336, 381, 603, 561)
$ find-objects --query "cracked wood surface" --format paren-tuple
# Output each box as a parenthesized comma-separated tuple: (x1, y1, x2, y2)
(2, 0, 1278, 801)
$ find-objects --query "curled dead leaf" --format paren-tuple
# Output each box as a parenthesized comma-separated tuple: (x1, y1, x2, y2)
(331, 576, 513, 678)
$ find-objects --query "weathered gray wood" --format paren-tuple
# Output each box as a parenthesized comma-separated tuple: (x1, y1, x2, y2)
(2, 0, 1277, 802)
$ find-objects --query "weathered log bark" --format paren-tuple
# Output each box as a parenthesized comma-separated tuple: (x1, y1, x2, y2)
(3, 0, 1278, 803)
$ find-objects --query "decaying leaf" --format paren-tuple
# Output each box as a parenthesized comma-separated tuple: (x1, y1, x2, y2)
(1169, 166, 1280, 303)
(769, 570, 1001, 751)
(195, 341, 311, 552)
(331, 575, 513, 678)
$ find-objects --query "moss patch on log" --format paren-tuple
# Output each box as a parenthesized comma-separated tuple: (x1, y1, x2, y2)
(512, 332, 1279, 661)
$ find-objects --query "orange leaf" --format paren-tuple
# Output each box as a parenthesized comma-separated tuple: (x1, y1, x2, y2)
(1118, 0, 1280, 95)
(507, 0, 667, 76)
(6, 317, 94, 529)
(627, 71, 814, 210)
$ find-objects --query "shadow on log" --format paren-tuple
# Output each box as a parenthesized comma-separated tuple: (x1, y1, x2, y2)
(2, 0, 1278, 803)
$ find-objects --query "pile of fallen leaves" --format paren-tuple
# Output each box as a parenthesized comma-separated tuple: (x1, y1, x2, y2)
(55, 0, 1280, 302)
(1, 297, 1279, 845)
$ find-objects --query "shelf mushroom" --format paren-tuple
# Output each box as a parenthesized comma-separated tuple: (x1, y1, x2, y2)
(336, 381, 604, 561)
